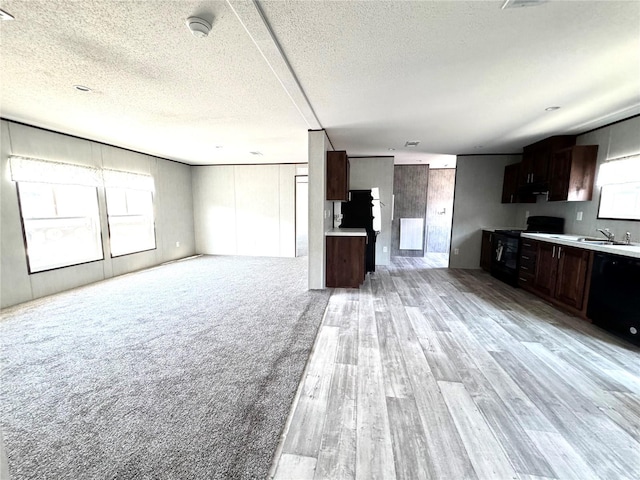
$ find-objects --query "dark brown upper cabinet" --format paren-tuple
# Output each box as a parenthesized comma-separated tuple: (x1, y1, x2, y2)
(502, 163, 535, 203)
(326, 151, 350, 201)
(548, 145, 598, 202)
(519, 135, 576, 188)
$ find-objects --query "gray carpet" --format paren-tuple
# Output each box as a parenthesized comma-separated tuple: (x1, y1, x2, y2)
(0, 255, 330, 480)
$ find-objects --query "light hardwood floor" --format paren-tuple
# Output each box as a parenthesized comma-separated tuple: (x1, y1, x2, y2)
(272, 257, 640, 480)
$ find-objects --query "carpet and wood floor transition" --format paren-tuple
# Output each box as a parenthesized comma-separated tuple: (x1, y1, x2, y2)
(1, 255, 639, 479)
(273, 257, 640, 480)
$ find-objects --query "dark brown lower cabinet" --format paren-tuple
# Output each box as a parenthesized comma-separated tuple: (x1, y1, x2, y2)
(520, 239, 591, 315)
(326, 236, 366, 288)
(555, 246, 590, 310)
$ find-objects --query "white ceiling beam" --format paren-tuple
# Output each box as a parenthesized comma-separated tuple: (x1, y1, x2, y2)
(226, 0, 322, 130)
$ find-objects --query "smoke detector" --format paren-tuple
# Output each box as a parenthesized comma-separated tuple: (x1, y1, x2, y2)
(186, 16, 212, 38)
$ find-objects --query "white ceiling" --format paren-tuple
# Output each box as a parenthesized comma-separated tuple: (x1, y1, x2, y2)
(1, 1, 638, 166)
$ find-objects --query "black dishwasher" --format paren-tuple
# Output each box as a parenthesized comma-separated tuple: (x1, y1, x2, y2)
(587, 252, 640, 346)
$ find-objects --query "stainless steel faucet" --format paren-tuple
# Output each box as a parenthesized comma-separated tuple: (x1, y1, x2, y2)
(597, 228, 615, 242)
(624, 232, 631, 244)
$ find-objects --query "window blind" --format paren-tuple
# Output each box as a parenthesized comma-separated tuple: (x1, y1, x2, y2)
(597, 154, 640, 185)
(9, 156, 102, 187)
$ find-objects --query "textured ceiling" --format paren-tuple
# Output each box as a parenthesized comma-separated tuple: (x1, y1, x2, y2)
(1, 0, 639, 165)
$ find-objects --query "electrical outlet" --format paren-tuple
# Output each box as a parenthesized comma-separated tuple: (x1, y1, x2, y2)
(176, 241, 180, 248)
(576, 211, 583, 221)
(454, 248, 460, 255)
(383, 246, 388, 253)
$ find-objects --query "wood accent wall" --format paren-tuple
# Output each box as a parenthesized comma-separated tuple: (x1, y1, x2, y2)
(391, 165, 429, 257)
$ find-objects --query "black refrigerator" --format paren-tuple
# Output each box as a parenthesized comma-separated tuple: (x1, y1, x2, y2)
(340, 190, 378, 273)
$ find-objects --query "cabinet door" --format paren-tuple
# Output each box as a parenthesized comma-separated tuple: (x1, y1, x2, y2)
(327, 151, 349, 201)
(548, 148, 572, 201)
(554, 246, 590, 310)
(534, 242, 557, 297)
(502, 164, 519, 203)
(480, 231, 493, 271)
(520, 148, 534, 185)
(326, 236, 365, 288)
(548, 145, 598, 202)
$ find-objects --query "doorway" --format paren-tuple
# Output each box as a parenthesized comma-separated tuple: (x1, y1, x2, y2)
(295, 175, 308, 257)
(424, 168, 456, 267)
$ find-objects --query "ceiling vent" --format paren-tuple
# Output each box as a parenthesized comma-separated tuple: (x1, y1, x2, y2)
(186, 16, 212, 38)
(501, 0, 547, 10)
(0, 8, 14, 20)
(405, 141, 420, 147)
(501, 0, 547, 9)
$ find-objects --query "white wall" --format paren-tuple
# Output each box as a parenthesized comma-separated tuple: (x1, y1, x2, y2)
(348, 157, 394, 265)
(0, 120, 195, 309)
(515, 116, 640, 241)
(449, 155, 521, 269)
(308, 130, 334, 289)
(192, 164, 297, 258)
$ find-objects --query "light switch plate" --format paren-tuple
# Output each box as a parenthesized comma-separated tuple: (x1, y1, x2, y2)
(576, 211, 583, 221)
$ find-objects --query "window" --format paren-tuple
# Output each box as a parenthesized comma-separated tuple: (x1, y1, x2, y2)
(105, 187, 156, 256)
(17, 182, 103, 273)
(597, 155, 640, 221)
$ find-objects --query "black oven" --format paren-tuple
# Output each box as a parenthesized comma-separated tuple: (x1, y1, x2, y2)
(491, 231, 521, 287)
(490, 216, 564, 287)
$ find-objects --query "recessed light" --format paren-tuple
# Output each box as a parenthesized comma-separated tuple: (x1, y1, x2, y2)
(0, 8, 14, 20)
(545, 106, 561, 111)
(73, 85, 92, 92)
(388, 148, 396, 151)
(474, 145, 483, 149)
(215, 145, 223, 149)
(405, 141, 420, 147)
(250, 151, 263, 156)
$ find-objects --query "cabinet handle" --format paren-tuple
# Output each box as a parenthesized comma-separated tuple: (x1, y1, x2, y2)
(519, 277, 528, 282)
(521, 266, 529, 271)
(522, 255, 530, 260)
(523, 242, 531, 247)
(552, 246, 556, 258)
(510, 194, 513, 203)
(558, 247, 562, 259)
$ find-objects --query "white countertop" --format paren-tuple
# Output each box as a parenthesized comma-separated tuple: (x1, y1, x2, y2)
(482, 227, 523, 232)
(521, 233, 640, 259)
(325, 227, 367, 237)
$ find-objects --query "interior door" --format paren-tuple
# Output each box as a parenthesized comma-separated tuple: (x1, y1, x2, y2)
(425, 168, 455, 253)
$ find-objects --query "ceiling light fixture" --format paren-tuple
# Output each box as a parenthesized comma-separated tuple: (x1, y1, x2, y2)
(405, 141, 420, 147)
(0, 8, 14, 20)
(73, 85, 92, 92)
(250, 151, 263, 156)
(545, 106, 561, 111)
(186, 16, 212, 38)
(388, 148, 396, 151)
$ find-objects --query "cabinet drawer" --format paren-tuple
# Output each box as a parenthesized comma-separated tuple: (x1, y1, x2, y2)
(518, 272, 535, 288)
(519, 261, 536, 275)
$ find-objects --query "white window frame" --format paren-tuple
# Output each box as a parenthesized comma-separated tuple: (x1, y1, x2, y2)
(15, 181, 104, 273)
(105, 186, 157, 257)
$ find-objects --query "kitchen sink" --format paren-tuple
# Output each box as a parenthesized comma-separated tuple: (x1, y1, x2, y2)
(576, 238, 635, 246)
